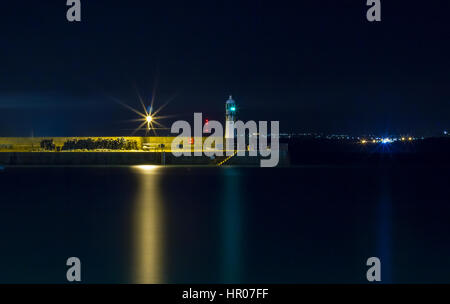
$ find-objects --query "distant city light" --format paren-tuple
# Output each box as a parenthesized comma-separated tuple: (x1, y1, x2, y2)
(445, 131, 448, 135)
(408, 137, 413, 141)
(361, 140, 367, 144)
(401, 137, 405, 141)
(381, 138, 392, 144)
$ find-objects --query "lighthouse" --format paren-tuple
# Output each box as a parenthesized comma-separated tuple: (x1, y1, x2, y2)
(225, 95, 237, 139)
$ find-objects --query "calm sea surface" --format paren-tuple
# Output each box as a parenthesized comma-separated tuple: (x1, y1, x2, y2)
(0, 165, 449, 283)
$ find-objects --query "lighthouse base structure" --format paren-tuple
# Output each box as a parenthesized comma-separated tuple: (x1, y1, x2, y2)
(225, 120, 235, 139)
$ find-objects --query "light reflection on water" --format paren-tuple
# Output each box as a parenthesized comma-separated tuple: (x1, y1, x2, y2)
(132, 165, 164, 283)
(377, 172, 392, 283)
(221, 167, 243, 283)
(0, 166, 449, 283)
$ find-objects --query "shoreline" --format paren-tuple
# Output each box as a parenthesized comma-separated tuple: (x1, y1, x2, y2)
(0, 151, 289, 167)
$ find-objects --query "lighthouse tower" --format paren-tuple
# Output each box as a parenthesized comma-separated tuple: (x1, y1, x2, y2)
(225, 95, 237, 139)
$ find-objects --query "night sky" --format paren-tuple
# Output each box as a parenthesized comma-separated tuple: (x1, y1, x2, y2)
(0, 0, 449, 137)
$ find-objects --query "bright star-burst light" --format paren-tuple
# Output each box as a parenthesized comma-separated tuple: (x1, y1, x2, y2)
(114, 86, 175, 136)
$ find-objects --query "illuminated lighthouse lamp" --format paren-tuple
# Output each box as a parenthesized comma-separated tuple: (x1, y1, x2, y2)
(225, 95, 237, 139)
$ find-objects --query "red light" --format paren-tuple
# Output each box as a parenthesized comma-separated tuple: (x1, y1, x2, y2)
(205, 119, 209, 123)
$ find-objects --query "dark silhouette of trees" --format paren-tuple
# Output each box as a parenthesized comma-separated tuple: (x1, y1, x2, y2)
(61, 138, 138, 151)
(40, 139, 56, 151)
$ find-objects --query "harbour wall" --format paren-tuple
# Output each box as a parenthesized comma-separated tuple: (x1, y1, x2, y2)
(0, 151, 290, 166)
(0, 137, 177, 151)
(0, 137, 290, 166)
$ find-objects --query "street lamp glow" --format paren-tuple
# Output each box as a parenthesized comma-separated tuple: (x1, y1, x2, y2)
(115, 88, 170, 135)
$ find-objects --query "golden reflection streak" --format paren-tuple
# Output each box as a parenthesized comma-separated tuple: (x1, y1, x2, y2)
(132, 165, 164, 283)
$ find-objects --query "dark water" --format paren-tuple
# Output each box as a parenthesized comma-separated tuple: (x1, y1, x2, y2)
(0, 165, 449, 283)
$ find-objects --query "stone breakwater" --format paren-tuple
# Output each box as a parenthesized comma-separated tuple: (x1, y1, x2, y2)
(0, 152, 290, 167)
